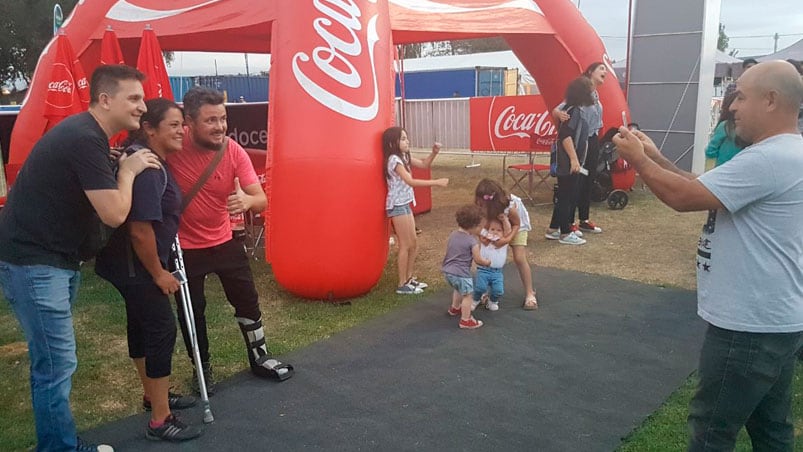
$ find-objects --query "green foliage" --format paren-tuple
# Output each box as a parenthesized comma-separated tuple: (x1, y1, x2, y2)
(0, 0, 79, 85)
(449, 37, 509, 55)
(718, 23, 729, 52)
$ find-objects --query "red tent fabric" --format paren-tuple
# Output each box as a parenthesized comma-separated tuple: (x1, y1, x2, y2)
(9, 0, 631, 299)
(43, 33, 90, 132)
(136, 27, 174, 100)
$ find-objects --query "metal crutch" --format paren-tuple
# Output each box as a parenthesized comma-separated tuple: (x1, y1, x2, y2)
(172, 235, 214, 424)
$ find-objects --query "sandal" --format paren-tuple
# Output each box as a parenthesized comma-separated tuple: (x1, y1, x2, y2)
(522, 294, 538, 310)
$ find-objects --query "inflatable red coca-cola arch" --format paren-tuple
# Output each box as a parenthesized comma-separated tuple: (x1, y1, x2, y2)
(9, 0, 629, 299)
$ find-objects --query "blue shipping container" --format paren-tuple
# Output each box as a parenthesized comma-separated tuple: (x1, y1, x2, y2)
(394, 67, 506, 99)
(168, 75, 269, 102)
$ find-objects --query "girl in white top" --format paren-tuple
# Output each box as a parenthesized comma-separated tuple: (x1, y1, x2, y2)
(474, 179, 538, 309)
(382, 126, 449, 295)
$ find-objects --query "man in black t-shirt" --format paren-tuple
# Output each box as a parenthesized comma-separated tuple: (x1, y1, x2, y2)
(0, 65, 161, 452)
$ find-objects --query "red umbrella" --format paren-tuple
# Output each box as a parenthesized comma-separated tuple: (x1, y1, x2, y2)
(101, 25, 128, 147)
(136, 25, 174, 100)
(43, 32, 90, 131)
(100, 25, 124, 65)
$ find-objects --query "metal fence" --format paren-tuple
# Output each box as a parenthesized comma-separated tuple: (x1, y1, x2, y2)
(395, 98, 470, 150)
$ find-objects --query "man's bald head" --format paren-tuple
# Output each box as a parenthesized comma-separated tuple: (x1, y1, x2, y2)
(731, 60, 803, 142)
(739, 60, 803, 113)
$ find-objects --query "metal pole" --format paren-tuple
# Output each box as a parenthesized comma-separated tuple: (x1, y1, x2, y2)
(172, 236, 214, 424)
(53, 4, 63, 36)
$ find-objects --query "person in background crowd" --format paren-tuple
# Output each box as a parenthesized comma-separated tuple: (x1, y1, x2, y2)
(705, 92, 749, 168)
(723, 58, 758, 99)
(546, 77, 595, 246)
(0, 64, 160, 452)
(552, 62, 608, 236)
(382, 126, 448, 295)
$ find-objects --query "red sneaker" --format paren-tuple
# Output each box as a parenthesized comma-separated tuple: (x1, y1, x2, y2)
(569, 224, 584, 238)
(447, 306, 461, 316)
(459, 317, 484, 329)
(579, 220, 603, 233)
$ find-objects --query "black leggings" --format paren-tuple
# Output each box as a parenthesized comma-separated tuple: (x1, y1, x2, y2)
(549, 174, 581, 234)
(175, 238, 261, 363)
(574, 133, 600, 223)
(116, 282, 177, 379)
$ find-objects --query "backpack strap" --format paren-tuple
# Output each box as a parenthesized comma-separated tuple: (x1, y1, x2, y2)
(180, 137, 227, 213)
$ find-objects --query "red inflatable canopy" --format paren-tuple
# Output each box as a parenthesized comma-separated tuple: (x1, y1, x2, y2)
(9, 0, 629, 299)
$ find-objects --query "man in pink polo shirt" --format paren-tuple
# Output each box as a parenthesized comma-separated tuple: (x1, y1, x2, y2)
(169, 87, 293, 394)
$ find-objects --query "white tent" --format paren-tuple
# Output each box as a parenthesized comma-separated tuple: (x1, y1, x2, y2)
(756, 38, 803, 62)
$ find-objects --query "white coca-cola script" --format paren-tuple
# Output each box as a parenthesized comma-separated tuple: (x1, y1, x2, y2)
(493, 105, 556, 140)
(48, 80, 73, 94)
(291, 0, 381, 121)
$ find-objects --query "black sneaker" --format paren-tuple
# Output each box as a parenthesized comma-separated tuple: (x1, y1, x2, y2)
(145, 414, 203, 442)
(75, 437, 114, 451)
(143, 391, 197, 411)
(191, 361, 216, 396)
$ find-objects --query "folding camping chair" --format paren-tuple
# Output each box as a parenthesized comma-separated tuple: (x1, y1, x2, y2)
(245, 210, 266, 259)
(503, 152, 552, 205)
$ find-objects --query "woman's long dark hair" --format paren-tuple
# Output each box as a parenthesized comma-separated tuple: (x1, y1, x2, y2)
(123, 98, 181, 147)
(583, 62, 605, 78)
(474, 178, 510, 221)
(382, 126, 410, 180)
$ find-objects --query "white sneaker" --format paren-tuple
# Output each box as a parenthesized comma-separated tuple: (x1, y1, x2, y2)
(545, 229, 560, 240)
(559, 232, 587, 245)
(471, 299, 480, 311)
(486, 301, 499, 311)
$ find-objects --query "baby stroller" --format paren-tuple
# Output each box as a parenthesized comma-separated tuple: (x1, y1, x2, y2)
(589, 141, 635, 209)
(551, 128, 636, 209)
(589, 128, 636, 210)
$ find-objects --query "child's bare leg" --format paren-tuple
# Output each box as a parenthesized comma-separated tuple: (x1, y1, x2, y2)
(391, 213, 417, 287)
(460, 293, 473, 320)
(512, 245, 538, 307)
(451, 290, 462, 310)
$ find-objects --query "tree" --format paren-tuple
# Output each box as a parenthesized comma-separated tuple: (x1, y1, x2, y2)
(0, 0, 79, 85)
(718, 23, 729, 52)
(449, 37, 509, 55)
(399, 43, 424, 59)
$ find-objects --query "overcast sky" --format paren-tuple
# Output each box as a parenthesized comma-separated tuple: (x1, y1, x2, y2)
(166, 0, 803, 76)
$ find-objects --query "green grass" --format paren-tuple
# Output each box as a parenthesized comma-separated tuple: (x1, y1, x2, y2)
(2, 259, 803, 451)
(619, 365, 803, 451)
(0, 259, 410, 451)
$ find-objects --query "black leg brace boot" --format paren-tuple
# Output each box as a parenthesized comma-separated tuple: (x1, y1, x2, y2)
(237, 317, 294, 381)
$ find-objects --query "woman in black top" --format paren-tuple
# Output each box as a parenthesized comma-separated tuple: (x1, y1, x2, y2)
(96, 98, 202, 442)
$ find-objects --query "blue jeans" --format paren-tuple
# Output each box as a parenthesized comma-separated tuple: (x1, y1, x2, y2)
(473, 267, 504, 303)
(0, 261, 81, 451)
(688, 323, 803, 452)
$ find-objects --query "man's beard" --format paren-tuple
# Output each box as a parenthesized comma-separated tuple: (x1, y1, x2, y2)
(192, 132, 226, 151)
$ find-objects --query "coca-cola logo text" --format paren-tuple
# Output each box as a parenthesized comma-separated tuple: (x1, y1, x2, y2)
(48, 80, 73, 94)
(291, 0, 381, 121)
(493, 105, 556, 140)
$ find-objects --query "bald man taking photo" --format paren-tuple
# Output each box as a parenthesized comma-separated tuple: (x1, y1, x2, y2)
(614, 60, 803, 451)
